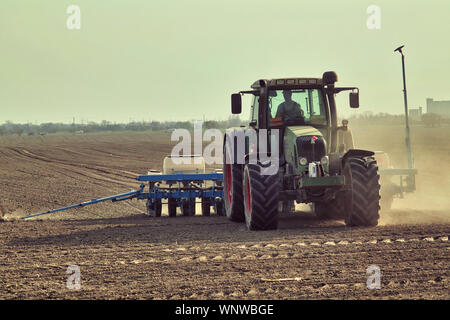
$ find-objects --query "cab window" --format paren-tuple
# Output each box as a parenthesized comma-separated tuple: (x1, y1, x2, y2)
(268, 89, 327, 126)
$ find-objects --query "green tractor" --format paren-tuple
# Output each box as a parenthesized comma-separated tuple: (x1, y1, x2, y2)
(223, 72, 381, 230)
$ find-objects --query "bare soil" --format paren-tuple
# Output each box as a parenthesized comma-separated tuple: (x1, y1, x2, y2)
(0, 126, 449, 299)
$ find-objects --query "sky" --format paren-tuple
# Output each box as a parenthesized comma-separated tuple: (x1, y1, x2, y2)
(1, 0, 449, 124)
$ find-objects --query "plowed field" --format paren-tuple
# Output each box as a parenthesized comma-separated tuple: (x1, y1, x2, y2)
(0, 126, 449, 299)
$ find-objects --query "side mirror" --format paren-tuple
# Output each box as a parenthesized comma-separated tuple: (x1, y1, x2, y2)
(349, 91, 359, 108)
(231, 93, 242, 114)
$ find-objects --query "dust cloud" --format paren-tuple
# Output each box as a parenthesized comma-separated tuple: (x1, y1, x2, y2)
(379, 156, 450, 225)
(352, 124, 450, 226)
(1, 209, 27, 221)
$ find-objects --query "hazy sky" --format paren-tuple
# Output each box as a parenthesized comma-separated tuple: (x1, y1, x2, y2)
(1, 0, 449, 124)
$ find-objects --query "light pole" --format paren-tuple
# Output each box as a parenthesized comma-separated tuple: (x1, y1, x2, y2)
(394, 45, 414, 169)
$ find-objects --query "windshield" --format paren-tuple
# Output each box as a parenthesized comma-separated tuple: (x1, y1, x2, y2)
(268, 89, 328, 126)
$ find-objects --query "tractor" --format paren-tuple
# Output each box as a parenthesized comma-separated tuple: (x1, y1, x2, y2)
(223, 71, 382, 230)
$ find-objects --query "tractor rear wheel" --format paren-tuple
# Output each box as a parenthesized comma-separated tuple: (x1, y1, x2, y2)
(223, 143, 245, 222)
(343, 157, 380, 227)
(168, 198, 177, 217)
(243, 163, 281, 230)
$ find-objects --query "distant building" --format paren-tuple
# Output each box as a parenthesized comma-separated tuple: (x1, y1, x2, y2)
(426, 98, 450, 118)
(409, 107, 422, 120)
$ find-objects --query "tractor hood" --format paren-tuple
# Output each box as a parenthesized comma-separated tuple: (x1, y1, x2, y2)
(284, 125, 323, 139)
(282, 126, 327, 166)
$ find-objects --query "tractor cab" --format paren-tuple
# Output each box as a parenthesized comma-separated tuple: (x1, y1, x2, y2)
(232, 72, 360, 157)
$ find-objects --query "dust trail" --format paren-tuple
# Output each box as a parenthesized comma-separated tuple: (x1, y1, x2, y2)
(351, 124, 450, 226)
(379, 153, 450, 225)
(1, 209, 27, 221)
(380, 209, 450, 225)
(380, 178, 450, 225)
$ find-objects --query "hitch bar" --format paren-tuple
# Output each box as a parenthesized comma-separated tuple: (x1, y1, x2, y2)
(22, 184, 145, 220)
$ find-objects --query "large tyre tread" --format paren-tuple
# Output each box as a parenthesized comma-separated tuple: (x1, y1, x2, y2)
(345, 157, 380, 227)
(244, 164, 280, 231)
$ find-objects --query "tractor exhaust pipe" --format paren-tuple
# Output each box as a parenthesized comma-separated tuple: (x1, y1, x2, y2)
(395, 45, 414, 169)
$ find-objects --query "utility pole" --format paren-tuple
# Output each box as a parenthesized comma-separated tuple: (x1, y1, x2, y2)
(394, 45, 414, 169)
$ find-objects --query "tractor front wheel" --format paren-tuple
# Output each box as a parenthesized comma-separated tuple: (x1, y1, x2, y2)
(243, 163, 281, 230)
(343, 157, 381, 227)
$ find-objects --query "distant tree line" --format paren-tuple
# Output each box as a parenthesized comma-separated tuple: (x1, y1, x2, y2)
(2, 112, 447, 137)
(0, 116, 244, 136)
(346, 111, 448, 127)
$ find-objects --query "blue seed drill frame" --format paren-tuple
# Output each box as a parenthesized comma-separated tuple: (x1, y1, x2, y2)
(22, 171, 224, 219)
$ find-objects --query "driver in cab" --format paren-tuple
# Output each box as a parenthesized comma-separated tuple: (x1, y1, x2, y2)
(275, 90, 304, 120)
